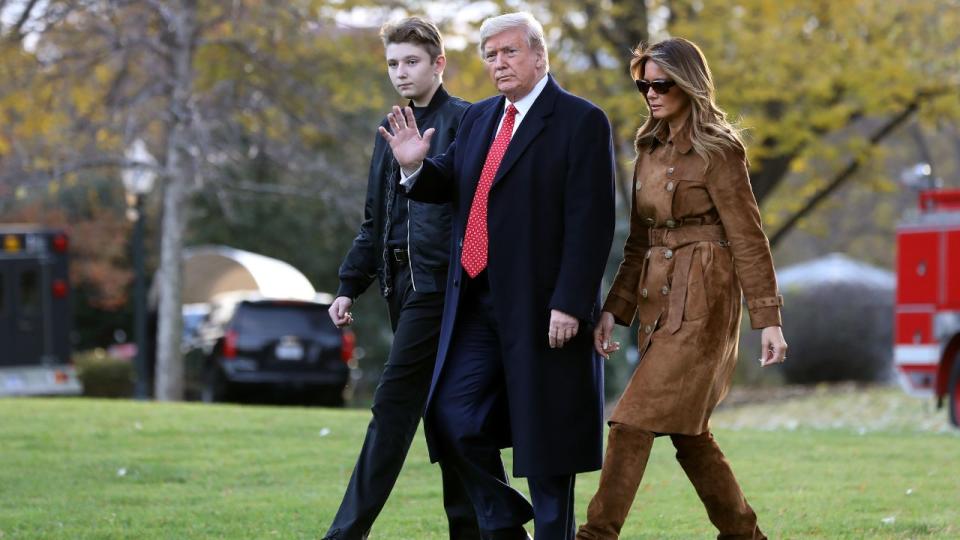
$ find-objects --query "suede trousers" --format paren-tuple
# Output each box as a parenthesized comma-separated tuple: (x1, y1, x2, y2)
(575, 423, 765, 540)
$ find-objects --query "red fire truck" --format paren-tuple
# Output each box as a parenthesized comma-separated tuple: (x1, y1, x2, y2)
(894, 188, 960, 427)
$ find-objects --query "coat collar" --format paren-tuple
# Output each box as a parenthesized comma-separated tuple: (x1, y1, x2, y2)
(463, 75, 561, 191)
(491, 74, 559, 185)
(649, 120, 693, 155)
(409, 84, 450, 119)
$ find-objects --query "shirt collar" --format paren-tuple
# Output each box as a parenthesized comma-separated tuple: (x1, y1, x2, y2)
(503, 73, 549, 120)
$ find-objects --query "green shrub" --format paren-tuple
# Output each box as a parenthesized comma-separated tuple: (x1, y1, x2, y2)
(74, 349, 134, 398)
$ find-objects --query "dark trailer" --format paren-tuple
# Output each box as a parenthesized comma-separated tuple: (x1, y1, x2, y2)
(0, 225, 80, 396)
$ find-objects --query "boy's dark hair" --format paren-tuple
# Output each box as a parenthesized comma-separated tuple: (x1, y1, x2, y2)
(380, 17, 444, 61)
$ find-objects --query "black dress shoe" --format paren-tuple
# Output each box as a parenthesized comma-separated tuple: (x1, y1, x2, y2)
(482, 527, 530, 540)
(321, 529, 370, 540)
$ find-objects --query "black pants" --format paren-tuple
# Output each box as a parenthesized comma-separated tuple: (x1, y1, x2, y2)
(324, 263, 480, 540)
(429, 273, 576, 540)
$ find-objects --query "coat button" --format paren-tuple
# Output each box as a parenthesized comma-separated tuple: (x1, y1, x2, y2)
(645, 249, 652, 259)
(665, 219, 677, 228)
(664, 249, 674, 259)
(645, 324, 653, 334)
(661, 285, 670, 295)
(641, 288, 648, 298)
(667, 167, 675, 175)
(637, 182, 643, 190)
(644, 217, 655, 226)
(666, 181, 674, 192)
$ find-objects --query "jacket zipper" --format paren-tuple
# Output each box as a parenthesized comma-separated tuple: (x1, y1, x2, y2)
(406, 198, 417, 292)
(382, 160, 394, 297)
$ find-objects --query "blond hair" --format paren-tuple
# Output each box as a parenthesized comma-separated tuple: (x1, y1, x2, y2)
(478, 12, 549, 71)
(631, 38, 745, 169)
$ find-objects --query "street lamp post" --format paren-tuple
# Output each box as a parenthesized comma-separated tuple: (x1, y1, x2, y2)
(122, 140, 157, 400)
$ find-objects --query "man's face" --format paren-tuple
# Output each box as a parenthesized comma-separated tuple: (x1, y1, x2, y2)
(482, 27, 544, 102)
(385, 42, 441, 103)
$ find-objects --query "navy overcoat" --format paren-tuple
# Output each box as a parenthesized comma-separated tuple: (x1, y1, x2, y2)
(404, 75, 616, 477)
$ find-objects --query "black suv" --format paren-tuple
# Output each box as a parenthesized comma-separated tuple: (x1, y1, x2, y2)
(184, 297, 355, 406)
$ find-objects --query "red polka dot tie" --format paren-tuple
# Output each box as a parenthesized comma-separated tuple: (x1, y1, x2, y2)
(461, 104, 519, 278)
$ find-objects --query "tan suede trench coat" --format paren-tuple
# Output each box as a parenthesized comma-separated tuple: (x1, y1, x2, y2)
(603, 126, 783, 435)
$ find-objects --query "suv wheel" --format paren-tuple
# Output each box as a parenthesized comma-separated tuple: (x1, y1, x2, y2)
(202, 366, 230, 403)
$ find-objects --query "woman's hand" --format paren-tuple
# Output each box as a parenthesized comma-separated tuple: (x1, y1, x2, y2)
(759, 326, 787, 367)
(593, 311, 621, 359)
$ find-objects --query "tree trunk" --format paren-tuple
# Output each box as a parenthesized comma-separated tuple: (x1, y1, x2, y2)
(155, 151, 186, 400)
(154, 0, 196, 401)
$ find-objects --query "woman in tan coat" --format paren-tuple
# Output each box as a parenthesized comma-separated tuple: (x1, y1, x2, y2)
(575, 38, 788, 540)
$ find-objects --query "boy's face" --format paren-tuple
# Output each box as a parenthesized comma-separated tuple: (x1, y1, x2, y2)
(385, 42, 442, 103)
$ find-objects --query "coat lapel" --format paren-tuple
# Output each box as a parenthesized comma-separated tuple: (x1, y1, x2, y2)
(492, 75, 559, 187)
(463, 97, 506, 193)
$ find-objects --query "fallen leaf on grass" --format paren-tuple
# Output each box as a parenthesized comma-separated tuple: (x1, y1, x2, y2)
(881, 516, 896, 525)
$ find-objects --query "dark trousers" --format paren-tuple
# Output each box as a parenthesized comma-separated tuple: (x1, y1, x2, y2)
(324, 263, 480, 540)
(429, 273, 576, 540)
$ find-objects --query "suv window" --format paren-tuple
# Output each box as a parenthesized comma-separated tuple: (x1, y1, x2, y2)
(231, 302, 332, 337)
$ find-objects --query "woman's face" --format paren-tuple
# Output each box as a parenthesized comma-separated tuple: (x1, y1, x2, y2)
(641, 61, 690, 125)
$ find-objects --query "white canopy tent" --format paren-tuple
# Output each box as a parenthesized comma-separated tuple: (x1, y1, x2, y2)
(149, 245, 322, 308)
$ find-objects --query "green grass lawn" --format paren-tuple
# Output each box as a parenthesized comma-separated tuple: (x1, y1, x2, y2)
(0, 389, 957, 539)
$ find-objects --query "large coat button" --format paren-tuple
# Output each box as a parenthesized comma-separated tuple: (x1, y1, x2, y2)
(661, 285, 670, 295)
(665, 219, 677, 228)
(644, 324, 653, 334)
(667, 167, 675, 175)
(666, 181, 674, 192)
(664, 249, 674, 259)
(645, 217, 655, 226)
(641, 288, 648, 298)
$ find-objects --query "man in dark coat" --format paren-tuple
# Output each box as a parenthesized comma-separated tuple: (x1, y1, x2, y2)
(323, 17, 479, 540)
(379, 12, 616, 540)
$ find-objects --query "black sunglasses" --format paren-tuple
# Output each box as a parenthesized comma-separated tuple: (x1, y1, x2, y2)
(635, 79, 676, 95)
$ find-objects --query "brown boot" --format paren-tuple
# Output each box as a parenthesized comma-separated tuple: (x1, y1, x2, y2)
(575, 424, 655, 540)
(671, 431, 766, 540)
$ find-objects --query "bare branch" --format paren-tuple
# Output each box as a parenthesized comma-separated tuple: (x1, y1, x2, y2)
(768, 102, 919, 247)
(10, 0, 41, 37)
(0, 157, 162, 191)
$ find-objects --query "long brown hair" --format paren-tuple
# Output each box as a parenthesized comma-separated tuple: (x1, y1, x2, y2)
(631, 38, 746, 168)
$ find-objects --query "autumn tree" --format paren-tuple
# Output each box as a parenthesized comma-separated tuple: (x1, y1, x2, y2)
(0, 1, 403, 399)
(339, 0, 960, 241)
